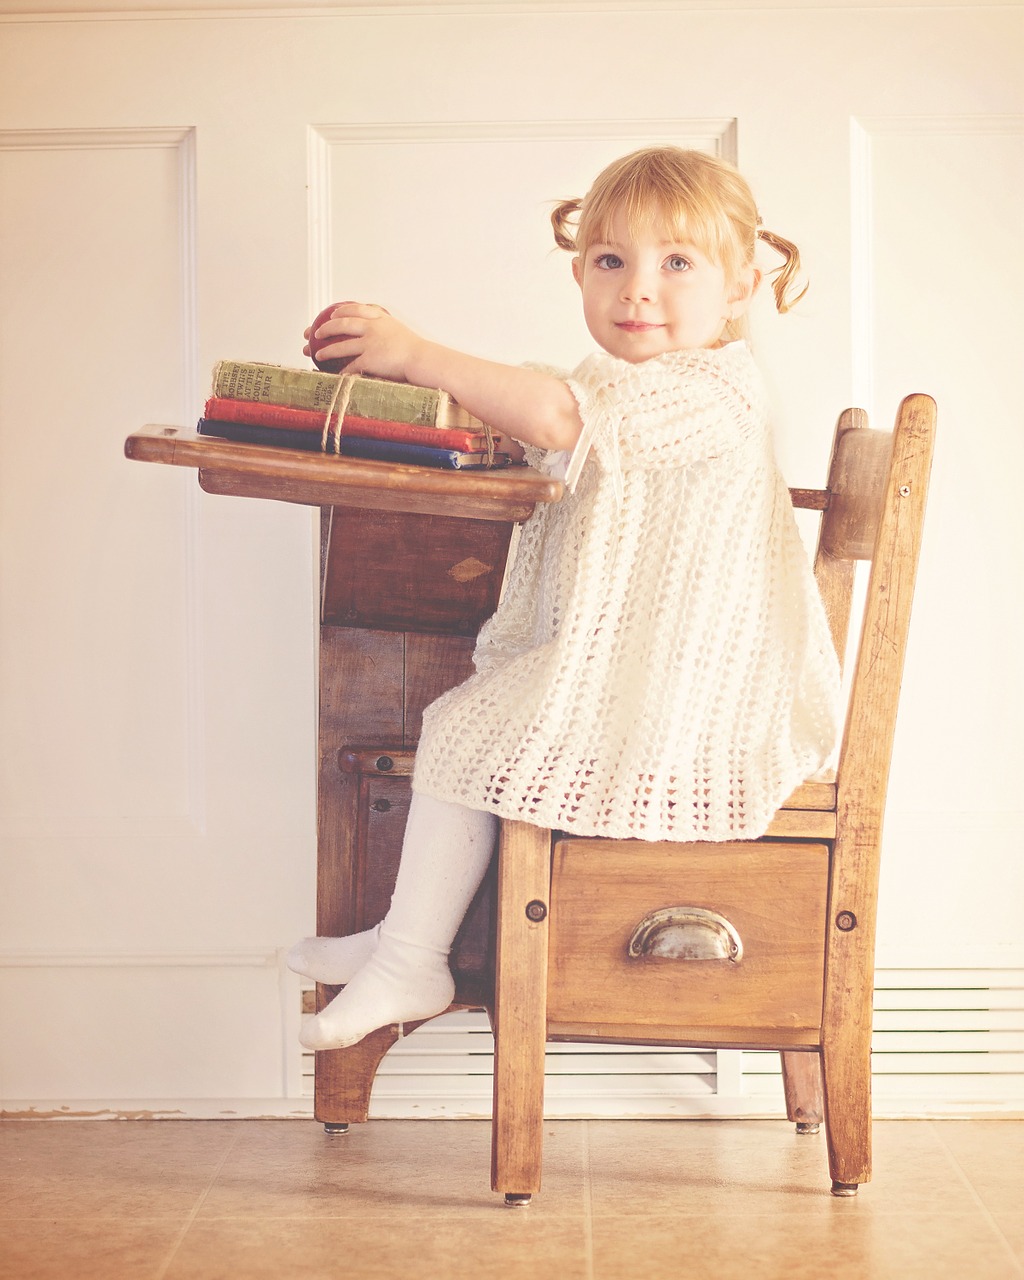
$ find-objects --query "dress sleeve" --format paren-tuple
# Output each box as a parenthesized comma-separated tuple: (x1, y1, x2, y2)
(512, 361, 574, 475)
(562, 346, 769, 496)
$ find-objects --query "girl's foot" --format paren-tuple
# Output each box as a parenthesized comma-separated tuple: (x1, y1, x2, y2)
(286, 924, 381, 985)
(298, 935, 455, 1051)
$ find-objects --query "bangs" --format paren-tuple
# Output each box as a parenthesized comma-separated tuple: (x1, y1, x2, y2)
(576, 149, 754, 275)
(584, 194, 729, 265)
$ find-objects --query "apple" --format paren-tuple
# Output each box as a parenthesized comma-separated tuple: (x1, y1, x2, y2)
(308, 302, 389, 373)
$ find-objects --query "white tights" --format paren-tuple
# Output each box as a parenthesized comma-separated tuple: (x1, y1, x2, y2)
(289, 792, 497, 1051)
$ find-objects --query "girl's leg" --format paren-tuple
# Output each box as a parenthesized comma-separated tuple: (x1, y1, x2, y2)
(287, 924, 381, 985)
(298, 791, 498, 1051)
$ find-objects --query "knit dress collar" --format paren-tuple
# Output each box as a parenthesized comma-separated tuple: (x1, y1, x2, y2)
(564, 342, 750, 502)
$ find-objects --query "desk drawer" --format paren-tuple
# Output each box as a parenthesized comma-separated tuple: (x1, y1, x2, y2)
(546, 839, 828, 1040)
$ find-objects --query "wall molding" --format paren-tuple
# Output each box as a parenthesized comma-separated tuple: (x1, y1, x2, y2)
(0, 949, 279, 967)
(307, 117, 736, 312)
(849, 111, 1024, 413)
(0, 126, 194, 148)
(0, 124, 205, 840)
(1, 1098, 314, 1120)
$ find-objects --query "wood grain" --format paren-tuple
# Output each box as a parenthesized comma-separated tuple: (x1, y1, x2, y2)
(490, 820, 551, 1197)
(488, 397, 936, 1198)
(125, 425, 562, 522)
(546, 839, 829, 1031)
(821, 393, 936, 1187)
(321, 506, 512, 635)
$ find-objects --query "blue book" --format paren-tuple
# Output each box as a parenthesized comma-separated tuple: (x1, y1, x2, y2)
(339, 435, 511, 470)
(198, 418, 321, 451)
(197, 419, 511, 469)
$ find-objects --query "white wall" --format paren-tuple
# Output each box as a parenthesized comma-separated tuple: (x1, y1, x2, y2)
(1, 1, 1021, 1117)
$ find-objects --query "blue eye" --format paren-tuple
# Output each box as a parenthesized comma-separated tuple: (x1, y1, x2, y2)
(665, 255, 691, 272)
(594, 252, 624, 270)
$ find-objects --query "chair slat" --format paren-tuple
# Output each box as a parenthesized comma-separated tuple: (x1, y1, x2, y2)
(764, 809, 837, 839)
(821, 426, 894, 561)
(780, 779, 837, 810)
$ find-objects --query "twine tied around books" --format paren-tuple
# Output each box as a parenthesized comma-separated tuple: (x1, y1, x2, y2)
(319, 375, 497, 466)
(321, 375, 356, 455)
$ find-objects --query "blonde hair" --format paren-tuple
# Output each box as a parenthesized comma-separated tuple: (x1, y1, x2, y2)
(551, 147, 806, 337)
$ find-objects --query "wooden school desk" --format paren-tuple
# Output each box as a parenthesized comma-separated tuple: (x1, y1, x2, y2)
(124, 425, 564, 1126)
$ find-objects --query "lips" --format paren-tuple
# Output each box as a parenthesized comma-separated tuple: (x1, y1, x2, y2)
(615, 321, 663, 332)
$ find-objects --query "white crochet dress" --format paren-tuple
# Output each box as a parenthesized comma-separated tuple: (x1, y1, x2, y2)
(413, 342, 842, 842)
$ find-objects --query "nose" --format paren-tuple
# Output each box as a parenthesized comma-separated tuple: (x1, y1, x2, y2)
(620, 267, 655, 304)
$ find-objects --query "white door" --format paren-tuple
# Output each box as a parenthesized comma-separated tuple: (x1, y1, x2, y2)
(1, 1, 1021, 1116)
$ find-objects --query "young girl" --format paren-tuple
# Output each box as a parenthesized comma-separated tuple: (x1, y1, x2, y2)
(289, 146, 842, 1051)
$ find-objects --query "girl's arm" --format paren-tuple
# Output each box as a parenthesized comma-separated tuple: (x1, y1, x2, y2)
(305, 303, 582, 452)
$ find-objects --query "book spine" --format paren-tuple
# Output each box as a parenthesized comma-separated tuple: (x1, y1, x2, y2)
(204, 397, 324, 430)
(204, 397, 499, 452)
(211, 360, 454, 428)
(339, 436, 510, 470)
(197, 421, 511, 469)
(197, 419, 323, 451)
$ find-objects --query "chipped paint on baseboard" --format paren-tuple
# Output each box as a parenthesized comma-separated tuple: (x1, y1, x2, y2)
(1, 1100, 316, 1121)
(1, 1106, 189, 1120)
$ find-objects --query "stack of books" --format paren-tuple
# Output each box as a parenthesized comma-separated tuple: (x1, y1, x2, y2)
(197, 361, 515, 470)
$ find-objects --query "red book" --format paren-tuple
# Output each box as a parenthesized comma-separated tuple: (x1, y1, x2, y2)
(203, 396, 504, 454)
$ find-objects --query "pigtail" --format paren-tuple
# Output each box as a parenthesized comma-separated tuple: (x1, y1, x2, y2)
(551, 198, 582, 252)
(756, 227, 808, 313)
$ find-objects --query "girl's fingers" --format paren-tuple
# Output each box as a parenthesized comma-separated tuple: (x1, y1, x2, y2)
(327, 302, 389, 323)
(312, 336, 363, 362)
(310, 302, 388, 340)
(315, 316, 364, 341)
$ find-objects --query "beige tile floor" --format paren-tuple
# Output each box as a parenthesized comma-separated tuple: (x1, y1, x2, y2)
(0, 1118, 1021, 1280)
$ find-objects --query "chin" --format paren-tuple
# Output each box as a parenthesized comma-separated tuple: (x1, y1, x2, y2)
(609, 340, 668, 364)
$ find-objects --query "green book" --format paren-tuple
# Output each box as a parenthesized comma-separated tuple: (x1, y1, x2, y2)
(210, 361, 476, 430)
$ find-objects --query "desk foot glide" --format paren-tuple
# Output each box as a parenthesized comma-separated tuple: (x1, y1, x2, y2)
(323, 1123, 350, 1136)
(504, 1193, 532, 1208)
(830, 1180, 859, 1197)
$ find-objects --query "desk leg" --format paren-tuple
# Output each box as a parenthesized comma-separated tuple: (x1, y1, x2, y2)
(314, 1026, 405, 1124)
(781, 1050, 824, 1134)
(311, 504, 517, 1128)
(312, 627, 487, 1126)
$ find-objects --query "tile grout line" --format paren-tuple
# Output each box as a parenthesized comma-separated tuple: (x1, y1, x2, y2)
(152, 1125, 244, 1280)
(581, 1120, 595, 1280)
(926, 1120, 1024, 1277)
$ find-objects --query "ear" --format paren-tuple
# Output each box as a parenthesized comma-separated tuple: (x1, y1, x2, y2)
(730, 265, 762, 316)
(571, 256, 583, 289)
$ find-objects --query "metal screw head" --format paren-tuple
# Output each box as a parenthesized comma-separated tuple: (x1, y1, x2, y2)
(375, 756, 394, 772)
(370, 799, 391, 813)
(836, 910, 858, 932)
(899, 484, 912, 497)
(525, 900, 547, 923)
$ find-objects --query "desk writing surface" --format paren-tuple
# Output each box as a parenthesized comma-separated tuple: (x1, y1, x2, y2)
(125, 425, 563, 523)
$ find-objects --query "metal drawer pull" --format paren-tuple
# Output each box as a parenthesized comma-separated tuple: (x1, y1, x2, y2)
(627, 907, 743, 962)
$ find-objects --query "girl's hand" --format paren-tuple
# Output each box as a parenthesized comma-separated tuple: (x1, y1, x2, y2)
(305, 302, 583, 452)
(304, 302, 423, 382)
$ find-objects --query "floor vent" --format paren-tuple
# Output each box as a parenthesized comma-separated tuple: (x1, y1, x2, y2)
(300, 969, 1024, 1118)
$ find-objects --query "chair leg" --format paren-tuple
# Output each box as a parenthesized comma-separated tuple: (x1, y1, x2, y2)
(490, 819, 550, 1206)
(780, 1050, 824, 1134)
(820, 1024, 872, 1195)
(820, 818, 883, 1195)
